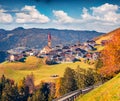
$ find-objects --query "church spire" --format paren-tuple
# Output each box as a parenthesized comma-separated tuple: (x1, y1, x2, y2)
(48, 33, 51, 48)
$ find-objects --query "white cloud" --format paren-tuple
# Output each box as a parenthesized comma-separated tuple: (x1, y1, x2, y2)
(0, 9, 13, 23)
(53, 3, 120, 25)
(53, 10, 75, 24)
(16, 5, 50, 23)
(80, 3, 120, 32)
(82, 3, 120, 23)
(52, 3, 120, 32)
(0, 3, 120, 32)
(91, 3, 118, 13)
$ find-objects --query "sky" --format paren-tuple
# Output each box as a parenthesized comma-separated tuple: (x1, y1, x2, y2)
(0, 0, 120, 32)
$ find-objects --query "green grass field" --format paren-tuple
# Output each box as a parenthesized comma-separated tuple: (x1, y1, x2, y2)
(0, 56, 95, 85)
(77, 73, 120, 101)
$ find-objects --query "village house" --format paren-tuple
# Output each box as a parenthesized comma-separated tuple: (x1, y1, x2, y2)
(62, 46, 70, 52)
(87, 40, 96, 47)
(101, 40, 108, 46)
(92, 52, 100, 60)
(75, 48, 87, 58)
(9, 54, 24, 62)
(8, 47, 28, 62)
(8, 46, 39, 62)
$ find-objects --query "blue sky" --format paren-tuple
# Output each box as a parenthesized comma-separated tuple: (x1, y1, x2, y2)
(0, 0, 120, 32)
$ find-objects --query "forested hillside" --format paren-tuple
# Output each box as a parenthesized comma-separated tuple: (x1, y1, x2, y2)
(0, 27, 104, 50)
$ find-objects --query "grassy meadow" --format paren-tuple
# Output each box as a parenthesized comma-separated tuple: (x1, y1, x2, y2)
(0, 56, 95, 85)
(77, 73, 120, 101)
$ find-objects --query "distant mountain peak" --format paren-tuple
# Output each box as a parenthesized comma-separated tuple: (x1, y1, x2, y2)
(0, 29, 7, 34)
(13, 27, 25, 31)
(0, 29, 5, 31)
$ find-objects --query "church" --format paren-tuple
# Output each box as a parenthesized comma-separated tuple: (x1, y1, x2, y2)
(40, 33, 52, 54)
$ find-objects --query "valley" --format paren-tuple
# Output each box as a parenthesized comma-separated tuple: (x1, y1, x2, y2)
(0, 27, 119, 101)
(0, 1, 120, 101)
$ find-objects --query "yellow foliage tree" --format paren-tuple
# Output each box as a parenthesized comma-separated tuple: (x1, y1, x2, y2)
(100, 30, 120, 77)
(55, 78, 61, 98)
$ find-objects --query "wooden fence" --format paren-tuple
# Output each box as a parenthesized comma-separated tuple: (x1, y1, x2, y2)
(53, 83, 102, 101)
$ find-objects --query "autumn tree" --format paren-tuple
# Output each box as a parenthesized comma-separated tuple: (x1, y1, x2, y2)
(48, 82, 55, 101)
(25, 73, 35, 94)
(95, 58, 103, 70)
(55, 78, 61, 98)
(100, 30, 120, 77)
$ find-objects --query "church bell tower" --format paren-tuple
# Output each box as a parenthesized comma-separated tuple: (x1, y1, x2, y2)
(48, 33, 52, 48)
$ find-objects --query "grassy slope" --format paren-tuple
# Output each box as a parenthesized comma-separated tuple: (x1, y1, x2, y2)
(0, 56, 94, 85)
(94, 28, 120, 44)
(93, 28, 120, 52)
(77, 73, 120, 101)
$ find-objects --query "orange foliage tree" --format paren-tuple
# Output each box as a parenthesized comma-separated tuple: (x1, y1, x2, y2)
(54, 78, 61, 98)
(100, 30, 120, 77)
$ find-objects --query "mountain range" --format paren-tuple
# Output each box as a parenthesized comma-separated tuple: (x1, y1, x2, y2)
(0, 27, 104, 51)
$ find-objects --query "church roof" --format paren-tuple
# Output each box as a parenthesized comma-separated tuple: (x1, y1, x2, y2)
(44, 45, 52, 50)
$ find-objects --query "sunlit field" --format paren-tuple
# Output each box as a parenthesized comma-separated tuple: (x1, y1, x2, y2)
(77, 73, 120, 101)
(0, 56, 95, 85)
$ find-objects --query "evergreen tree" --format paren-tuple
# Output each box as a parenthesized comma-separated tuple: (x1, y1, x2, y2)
(93, 71, 102, 84)
(48, 82, 55, 101)
(75, 67, 86, 89)
(84, 69, 95, 87)
(33, 82, 47, 101)
(1, 82, 19, 101)
(60, 67, 77, 95)
(0, 82, 2, 100)
(1, 75, 6, 89)
(19, 78, 29, 101)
